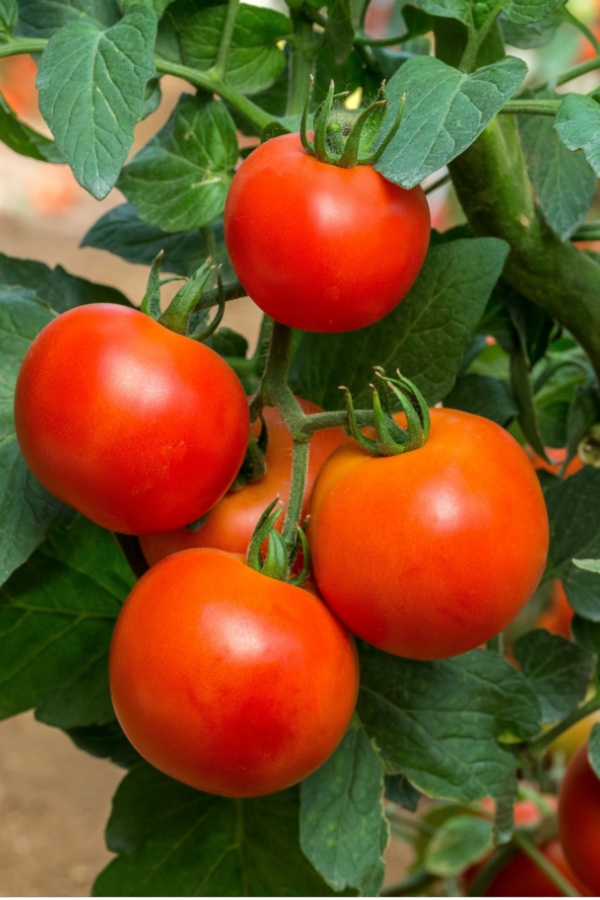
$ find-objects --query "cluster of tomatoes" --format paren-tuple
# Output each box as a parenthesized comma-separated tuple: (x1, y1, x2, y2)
(14, 130, 552, 801)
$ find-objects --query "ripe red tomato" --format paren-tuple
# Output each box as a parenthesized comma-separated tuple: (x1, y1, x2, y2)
(14, 304, 249, 535)
(139, 399, 344, 565)
(109, 548, 359, 797)
(558, 743, 600, 893)
(308, 408, 550, 659)
(223, 133, 430, 333)
(536, 579, 574, 638)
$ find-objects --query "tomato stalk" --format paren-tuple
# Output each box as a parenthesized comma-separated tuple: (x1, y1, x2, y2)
(526, 693, 600, 757)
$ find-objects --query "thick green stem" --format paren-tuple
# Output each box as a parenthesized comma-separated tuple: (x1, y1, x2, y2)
(286, 14, 316, 118)
(500, 100, 560, 116)
(435, 23, 600, 387)
(282, 439, 310, 545)
(0, 36, 47, 58)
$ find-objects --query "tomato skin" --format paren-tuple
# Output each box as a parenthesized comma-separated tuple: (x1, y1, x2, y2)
(223, 133, 431, 333)
(558, 743, 600, 893)
(109, 549, 359, 797)
(139, 399, 344, 564)
(308, 408, 550, 660)
(14, 304, 250, 535)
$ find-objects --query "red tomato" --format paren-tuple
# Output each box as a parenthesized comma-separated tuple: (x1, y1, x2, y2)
(470, 839, 592, 897)
(308, 408, 549, 659)
(14, 304, 249, 535)
(536, 579, 574, 638)
(223, 133, 430, 333)
(558, 743, 600, 893)
(109, 548, 359, 797)
(139, 399, 344, 564)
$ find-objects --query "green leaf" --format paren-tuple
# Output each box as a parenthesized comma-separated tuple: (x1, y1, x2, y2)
(300, 719, 388, 895)
(543, 467, 600, 620)
(424, 815, 493, 877)
(122, 0, 174, 16)
(0, 288, 66, 585)
(376, 56, 527, 188)
(66, 720, 141, 768)
(94, 765, 336, 896)
(555, 93, 600, 178)
(574, 558, 600, 574)
(357, 644, 541, 803)
(177, 2, 291, 96)
(513, 629, 594, 723)
(80, 204, 233, 278)
(589, 723, 600, 779)
(118, 94, 239, 232)
(0, 516, 133, 727)
(325, 0, 355, 66)
(0, 92, 65, 162)
(519, 104, 597, 239)
(290, 237, 509, 409)
(417, 0, 471, 23)
(0, 0, 17, 33)
(502, 0, 566, 24)
(384, 773, 421, 810)
(15, 0, 121, 37)
(37, 5, 158, 199)
(444, 373, 518, 425)
(0, 251, 130, 311)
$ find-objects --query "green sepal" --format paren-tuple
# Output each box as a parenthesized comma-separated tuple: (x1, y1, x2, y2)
(158, 260, 215, 336)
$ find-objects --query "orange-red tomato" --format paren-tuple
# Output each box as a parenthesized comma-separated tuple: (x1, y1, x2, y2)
(109, 549, 359, 797)
(14, 304, 250, 535)
(536, 579, 574, 638)
(139, 399, 344, 564)
(526, 445, 584, 478)
(558, 743, 600, 893)
(308, 408, 550, 659)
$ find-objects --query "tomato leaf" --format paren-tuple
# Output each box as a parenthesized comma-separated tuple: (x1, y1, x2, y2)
(300, 718, 388, 895)
(0, 288, 65, 585)
(443, 373, 518, 425)
(94, 764, 337, 896)
(501, 0, 567, 24)
(0, 0, 17, 33)
(81, 204, 232, 278)
(0, 516, 132, 727)
(555, 93, 600, 178)
(513, 630, 594, 723)
(543, 467, 600, 620)
(15, 0, 121, 37)
(424, 815, 493, 878)
(290, 237, 509, 409)
(375, 56, 527, 188)
(0, 92, 65, 163)
(357, 644, 541, 803)
(118, 94, 239, 232)
(519, 102, 597, 240)
(174, 2, 291, 96)
(66, 720, 141, 769)
(416, 0, 471, 24)
(37, 5, 157, 199)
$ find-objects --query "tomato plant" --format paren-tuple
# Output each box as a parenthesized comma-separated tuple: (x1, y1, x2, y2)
(308, 408, 549, 659)
(223, 132, 431, 333)
(109, 548, 359, 797)
(139, 398, 344, 564)
(14, 303, 250, 535)
(558, 742, 600, 894)
(1, 0, 600, 896)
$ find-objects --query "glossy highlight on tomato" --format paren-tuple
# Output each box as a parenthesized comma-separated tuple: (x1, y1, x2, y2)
(109, 549, 359, 797)
(558, 742, 600, 893)
(139, 399, 344, 565)
(14, 304, 250, 535)
(223, 132, 431, 333)
(308, 408, 550, 660)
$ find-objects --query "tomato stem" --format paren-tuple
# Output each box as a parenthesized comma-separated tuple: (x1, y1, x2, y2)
(513, 832, 581, 897)
(526, 693, 600, 757)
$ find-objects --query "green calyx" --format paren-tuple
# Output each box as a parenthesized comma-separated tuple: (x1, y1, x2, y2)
(342, 369, 431, 456)
(246, 498, 311, 586)
(141, 255, 226, 340)
(300, 76, 406, 168)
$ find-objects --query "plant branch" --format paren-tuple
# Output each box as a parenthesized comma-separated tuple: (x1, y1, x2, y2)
(526, 693, 600, 756)
(0, 36, 47, 58)
(459, 0, 504, 72)
(513, 832, 581, 897)
(500, 100, 561, 116)
(212, 0, 240, 79)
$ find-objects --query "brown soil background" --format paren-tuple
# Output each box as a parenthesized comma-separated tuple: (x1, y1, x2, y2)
(0, 76, 413, 897)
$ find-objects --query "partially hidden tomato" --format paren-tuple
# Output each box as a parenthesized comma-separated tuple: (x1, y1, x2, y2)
(463, 797, 593, 896)
(109, 548, 359, 797)
(308, 408, 550, 660)
(139, 399, 344, 565)
(14, 304, 249, 535)
(223, 132, 430, 333)
(536, 579, 574, 638)
(526, 445, 584, 478)
(558, 742, 600, 893)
